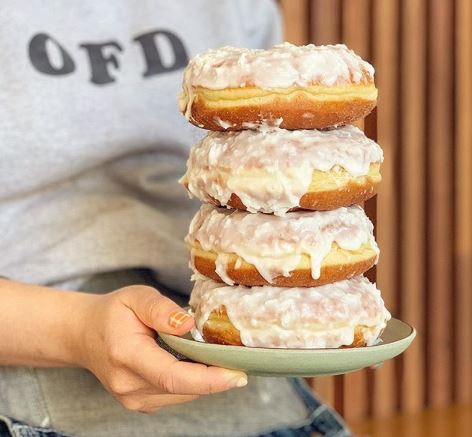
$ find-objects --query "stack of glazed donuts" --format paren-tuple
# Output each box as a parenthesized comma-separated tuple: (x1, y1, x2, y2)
(179, 43, 391, 349)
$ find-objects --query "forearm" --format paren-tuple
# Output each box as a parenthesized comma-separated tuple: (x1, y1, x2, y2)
(0, 278, 96, 367)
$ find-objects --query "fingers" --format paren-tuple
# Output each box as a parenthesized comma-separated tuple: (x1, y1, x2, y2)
(122, 393, 200, 414)
(136, 336, 247, 395)
(120, 286, 194, 335)
(162, 360, 248, 395)
(115, 286, 247, 399)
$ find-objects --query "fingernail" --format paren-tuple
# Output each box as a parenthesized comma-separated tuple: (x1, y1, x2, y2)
(168, 311, 193, 328)
(228, 376, 247, 388)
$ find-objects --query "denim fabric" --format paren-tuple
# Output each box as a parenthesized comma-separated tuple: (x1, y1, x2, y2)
(254, 379, 351, 437)
(0, 379, 351, 437)
(0, 415, 70, 437)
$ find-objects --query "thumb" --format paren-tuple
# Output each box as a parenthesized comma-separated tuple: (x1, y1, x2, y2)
(120, 285, 194, 336)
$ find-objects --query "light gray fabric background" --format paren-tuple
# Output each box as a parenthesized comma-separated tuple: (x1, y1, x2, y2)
(0, 0, 280, 293)
(0, 1, 315, 436)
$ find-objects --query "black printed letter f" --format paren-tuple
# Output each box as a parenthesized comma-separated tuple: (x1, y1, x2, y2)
(80, 41, 123, 85)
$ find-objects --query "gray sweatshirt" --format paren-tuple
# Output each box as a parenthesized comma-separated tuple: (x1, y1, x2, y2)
(0, 0, 280, 294)
(0, 2, 317, 437)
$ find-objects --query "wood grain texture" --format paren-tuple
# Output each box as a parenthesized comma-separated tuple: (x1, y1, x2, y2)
(398, 0, 426, 413)
(351, 404, 472, 437)
(370, 0, 400, 418)
(280, 0, 470, 422)
(310, 377, 335, 407)
(425, 0, 454, 408)
(280, 0, 309, 44)
(454, 0, 472, 404)
(341, 0, 370, 58)
(340, 0, 373, 422)
(311, 0, 342, 45)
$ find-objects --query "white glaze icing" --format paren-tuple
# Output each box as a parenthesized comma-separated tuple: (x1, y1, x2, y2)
(186, 204, 378, 284)
(179, 43, 375, 120)
(214, 118, 284, 131)
(182, 42, 374, 90)
(214, 117, 235, 130)
(181, 125, 383, 215)
(240, 118, 283, 131)
(189, 277, 391, 348)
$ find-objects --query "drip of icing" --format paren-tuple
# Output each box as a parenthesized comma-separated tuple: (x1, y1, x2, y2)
(240, 118, 284, 132)
(180, 125, 383, 215)
(189, 277, 391, 348)
(214, 117, 235, 130)
(186, 204, 378, 284)
(213, 117, 283, 132)
(214, 253, 235, 285)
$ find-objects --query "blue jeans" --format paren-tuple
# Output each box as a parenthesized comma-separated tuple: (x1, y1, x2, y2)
(0, 379, 351, 437)
(0, 416, 70, 437)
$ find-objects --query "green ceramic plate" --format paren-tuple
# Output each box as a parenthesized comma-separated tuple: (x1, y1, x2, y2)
(159, 318, 415, 377)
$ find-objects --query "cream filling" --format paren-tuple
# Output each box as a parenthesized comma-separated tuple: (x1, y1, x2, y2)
(181, 125, 383, 215)
(186, 205, 378, 284)
(196, 84, 377, 100)
(184, 165, 381, 216)
(189, 277, 391, 348)
(179, 84, 377, 120)
(190, 241, 378, 286)
(196, 84, 377, 106)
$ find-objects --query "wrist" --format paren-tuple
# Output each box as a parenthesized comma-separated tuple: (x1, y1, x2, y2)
(56, 291, 100, 368)
(0, 280, 102, 367)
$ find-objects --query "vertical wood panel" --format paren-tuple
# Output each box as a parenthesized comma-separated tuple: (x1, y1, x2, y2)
(425, 0, 454, 408)
(340, 0, 372, 423)
(280, 0, 309, 44)
(370, 0, 400, 418)
(282, 0, 470, 422)
(310, 376, 336, 407)
(454, 0, 472, 404)
(398, 0, 426, 413)
(311, 0, 342, 45)
(364, 110, 378, 420)
(341, 0, 370, 58)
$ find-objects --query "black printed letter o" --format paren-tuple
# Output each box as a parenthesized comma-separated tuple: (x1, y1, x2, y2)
(28, 33, 75, 75)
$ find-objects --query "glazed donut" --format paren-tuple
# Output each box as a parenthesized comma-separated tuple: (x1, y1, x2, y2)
(181, 125, 383, 215)
(186, 204, 379, 287)
(189, 277, 391, 348)
(179, 43, 377, 131)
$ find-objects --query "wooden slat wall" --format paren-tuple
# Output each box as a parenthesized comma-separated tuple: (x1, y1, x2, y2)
(340, 1, 372, 422)
(426, 0, 454, 408)
(280, 0, 472, 423)
(370, 0, 400, 419)
(455, 0, 472, 405)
